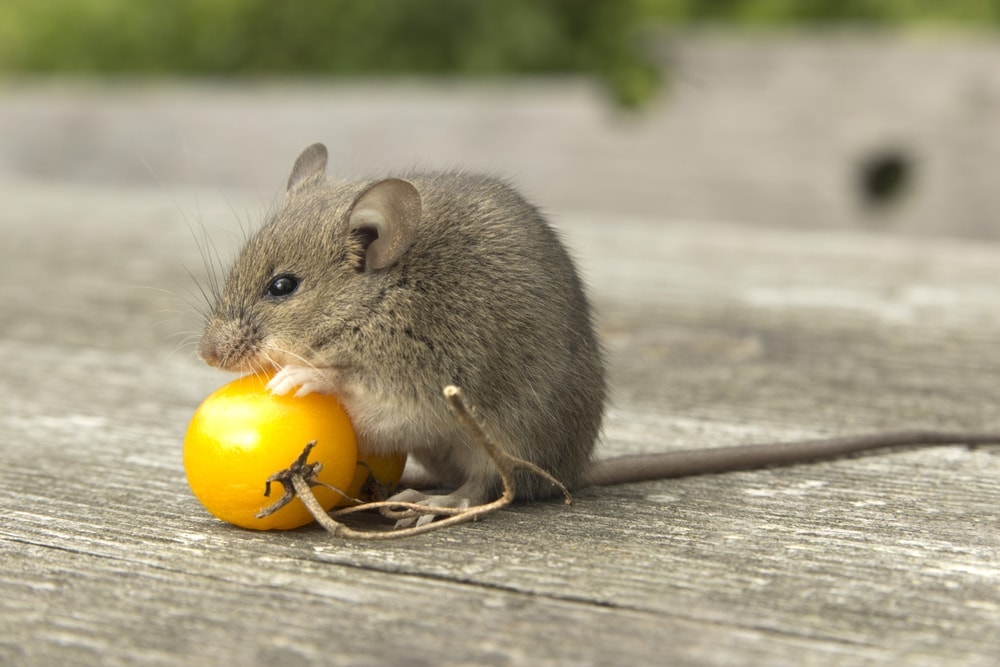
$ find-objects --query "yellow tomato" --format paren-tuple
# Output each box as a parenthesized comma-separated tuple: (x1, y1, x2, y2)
(183, 372, 359, 530)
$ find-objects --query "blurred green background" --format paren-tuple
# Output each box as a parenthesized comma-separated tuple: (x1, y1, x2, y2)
(1, 0, 999, 107)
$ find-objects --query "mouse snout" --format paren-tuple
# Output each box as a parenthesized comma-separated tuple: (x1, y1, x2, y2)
(197, 335, 222, 368)
(197, 319, 261, 371)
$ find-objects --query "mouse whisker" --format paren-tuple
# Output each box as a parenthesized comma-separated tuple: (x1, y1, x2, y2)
(264, 345, 322, 373)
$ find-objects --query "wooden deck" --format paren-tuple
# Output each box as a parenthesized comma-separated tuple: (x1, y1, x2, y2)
(3, 42, 1000, 666)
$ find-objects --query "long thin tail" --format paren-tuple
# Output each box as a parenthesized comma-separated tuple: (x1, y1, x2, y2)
(583, 431, 1000, 487)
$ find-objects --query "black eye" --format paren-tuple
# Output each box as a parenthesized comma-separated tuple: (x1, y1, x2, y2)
(265, 274, 299, 298)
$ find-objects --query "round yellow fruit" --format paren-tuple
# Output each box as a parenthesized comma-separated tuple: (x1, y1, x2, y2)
(183, 372, 359, 530)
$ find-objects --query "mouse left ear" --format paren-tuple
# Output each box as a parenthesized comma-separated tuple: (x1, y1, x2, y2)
(286, 143, 328, 194)
(347, 178, 421, 271)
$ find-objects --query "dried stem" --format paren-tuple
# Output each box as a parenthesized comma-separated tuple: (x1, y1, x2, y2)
(441, 384, 572, 506)
(256, 384, 572, 539)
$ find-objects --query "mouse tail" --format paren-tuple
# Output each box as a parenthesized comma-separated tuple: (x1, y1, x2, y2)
(583, 431, 1000, 487)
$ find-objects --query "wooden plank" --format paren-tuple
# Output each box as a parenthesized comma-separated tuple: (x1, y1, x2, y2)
(2, 179, 999, 666)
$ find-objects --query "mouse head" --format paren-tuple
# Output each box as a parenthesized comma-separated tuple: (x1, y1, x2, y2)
(198, 143, 421, 374)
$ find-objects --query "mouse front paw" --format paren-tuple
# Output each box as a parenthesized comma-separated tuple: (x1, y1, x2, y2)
(266, 365, 337, 397)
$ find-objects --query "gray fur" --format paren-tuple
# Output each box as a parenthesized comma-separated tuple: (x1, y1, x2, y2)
(199, 143, 606, 503)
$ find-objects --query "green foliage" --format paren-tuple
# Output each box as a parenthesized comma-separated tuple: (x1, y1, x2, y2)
(640, 0, 1000, 26)
(3, 0, 997, 109)
(0, 0, 658, 107)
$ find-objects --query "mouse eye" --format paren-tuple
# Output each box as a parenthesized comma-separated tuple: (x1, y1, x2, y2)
(265, 274, 299, 298)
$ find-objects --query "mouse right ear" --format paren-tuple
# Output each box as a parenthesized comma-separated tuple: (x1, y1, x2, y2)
(286, 143, 328, 194)
(347, 178, 421, 271)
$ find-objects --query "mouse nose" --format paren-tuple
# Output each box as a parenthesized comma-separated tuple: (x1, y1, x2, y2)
(197, 338, 221, 367)
(197, 320, 261, 371)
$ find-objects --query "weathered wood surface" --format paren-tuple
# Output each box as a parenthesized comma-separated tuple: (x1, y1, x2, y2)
(3, 47, 1000, 665)
(2, 182, 998, 667)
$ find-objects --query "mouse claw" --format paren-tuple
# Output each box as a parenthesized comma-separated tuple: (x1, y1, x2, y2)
(265, 371, 297, 396)
(267, 365, 336, 397)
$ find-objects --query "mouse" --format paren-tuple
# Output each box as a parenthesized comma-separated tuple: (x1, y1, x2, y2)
(197, 142, 1000, 518)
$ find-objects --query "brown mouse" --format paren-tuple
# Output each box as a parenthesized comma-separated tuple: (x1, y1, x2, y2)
(198, 143, 1000, 519)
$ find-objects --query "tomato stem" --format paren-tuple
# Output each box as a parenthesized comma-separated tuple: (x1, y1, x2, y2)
(257, 385, 573, 538)
(256, 441, 338, 519)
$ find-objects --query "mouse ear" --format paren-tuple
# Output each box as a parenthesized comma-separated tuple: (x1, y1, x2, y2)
(286, 143, 328, 194)
(347, 178, 421, 271)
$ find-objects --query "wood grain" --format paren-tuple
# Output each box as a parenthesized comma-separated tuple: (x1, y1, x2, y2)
(2, 179, 998, 667)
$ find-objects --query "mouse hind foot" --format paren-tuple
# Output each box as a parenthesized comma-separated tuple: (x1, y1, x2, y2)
(383, 487, 475, 528)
